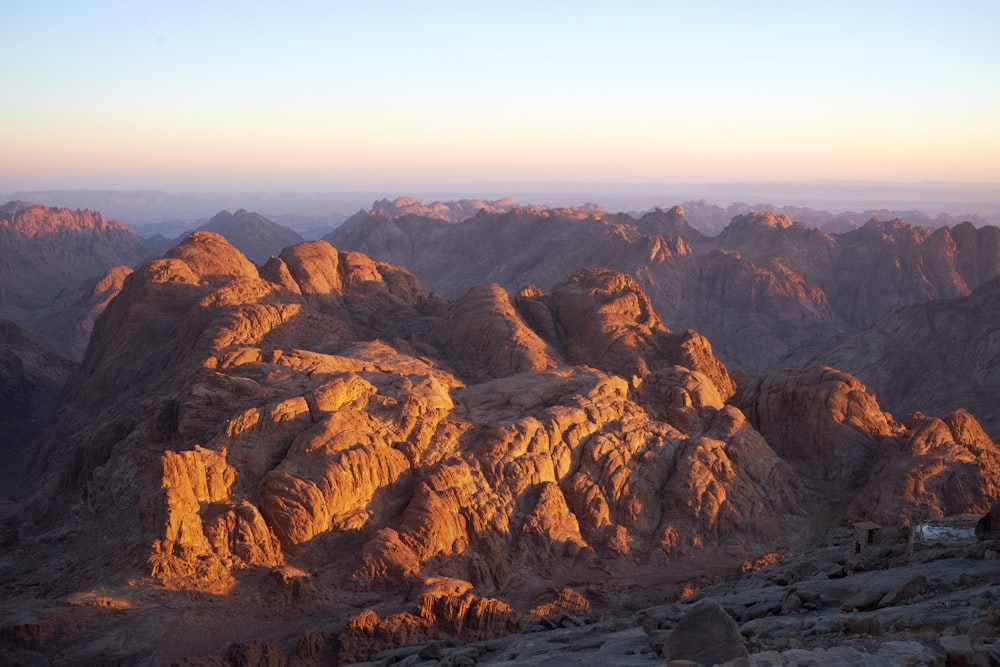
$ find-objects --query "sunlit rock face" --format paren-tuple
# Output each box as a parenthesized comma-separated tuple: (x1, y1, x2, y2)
(14, 232, 1000, 662)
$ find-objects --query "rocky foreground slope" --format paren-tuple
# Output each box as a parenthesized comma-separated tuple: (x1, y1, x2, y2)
(2, 233, 998, 664)
(345, 531, 1000, 666)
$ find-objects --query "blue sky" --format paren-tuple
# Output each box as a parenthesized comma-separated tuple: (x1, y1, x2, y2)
(3, 1, 999, 190)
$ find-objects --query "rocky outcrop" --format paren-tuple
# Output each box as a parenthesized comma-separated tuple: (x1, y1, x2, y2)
(149, 446, 282, 591)
(848, 409, 1000, 525)
(738, 365, 1000, 526)
(433, 283, 559, 379)
(737, 367, 894, 487)
(548, 269, 671, 379)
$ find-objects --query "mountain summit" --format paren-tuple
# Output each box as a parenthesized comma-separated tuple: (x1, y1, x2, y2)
(196, 208, 303, 264)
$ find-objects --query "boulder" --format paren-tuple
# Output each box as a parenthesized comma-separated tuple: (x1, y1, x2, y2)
(665, 600, 750, 666)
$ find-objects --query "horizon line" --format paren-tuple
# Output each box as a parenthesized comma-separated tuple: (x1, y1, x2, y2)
(5, 178, 1000, 196)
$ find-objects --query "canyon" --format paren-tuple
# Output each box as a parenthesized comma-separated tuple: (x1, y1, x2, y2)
(1, 198, 998, 665)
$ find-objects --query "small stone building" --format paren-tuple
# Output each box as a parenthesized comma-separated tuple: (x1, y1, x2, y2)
(853, 521, 882, 554)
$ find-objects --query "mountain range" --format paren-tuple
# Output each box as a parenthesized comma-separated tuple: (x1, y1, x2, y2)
(329, 204, 1000, 392)
(0, 197, 998, 664)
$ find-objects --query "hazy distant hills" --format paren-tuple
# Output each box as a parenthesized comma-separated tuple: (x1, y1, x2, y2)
(2, 189, 374, 231)
(673, 199, 994, 236)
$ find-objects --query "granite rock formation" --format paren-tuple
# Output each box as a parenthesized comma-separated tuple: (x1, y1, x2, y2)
(3, 232, 998, 664)
(737, 366, 1000, 526)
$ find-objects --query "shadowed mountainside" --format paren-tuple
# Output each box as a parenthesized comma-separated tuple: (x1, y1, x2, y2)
(20, 265, 132, 361)
(0, 320, 74, 495)
(784, 278, 1000, 439)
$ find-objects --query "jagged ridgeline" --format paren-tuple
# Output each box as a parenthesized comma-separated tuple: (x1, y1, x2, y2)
(1, 200, 999, 664)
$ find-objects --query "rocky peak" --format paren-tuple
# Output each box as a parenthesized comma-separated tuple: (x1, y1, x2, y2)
(277, 240, 343, 295)
(634, 206, 704, 245)
(549, 268, 668, 378)
(197, 209, 303, 265)
(737, 366, 895, 487)
(728, 211, 795, 231)
(0, 201, 133, 238)
(850, 217, 930, 244)
(368, 196, 523, 224)
(435, 283, 559, 379)
(166, 231, 261, 283)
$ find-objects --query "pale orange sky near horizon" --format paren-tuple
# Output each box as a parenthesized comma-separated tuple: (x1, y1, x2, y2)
(3, 1, 999, 191)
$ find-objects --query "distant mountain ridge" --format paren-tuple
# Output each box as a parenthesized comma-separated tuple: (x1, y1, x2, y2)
(0, 201, 147, 315)
(195, 208, 303, 264)
(330, 201, 1000, 373)
(337, 196, 525, 233)
(672, 199, 994, 235)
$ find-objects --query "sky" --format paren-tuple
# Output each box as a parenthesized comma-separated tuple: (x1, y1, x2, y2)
(3, 1, 999, 192)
